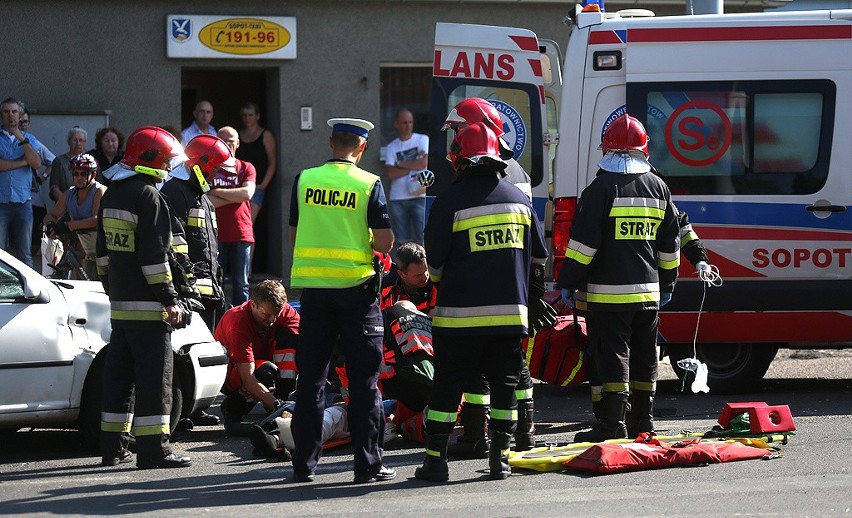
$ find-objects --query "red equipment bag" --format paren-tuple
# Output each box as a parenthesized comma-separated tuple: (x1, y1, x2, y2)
(523, 313, 588, 386)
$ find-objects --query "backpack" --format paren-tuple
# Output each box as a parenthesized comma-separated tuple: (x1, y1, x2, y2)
(523, 313, 588, 386)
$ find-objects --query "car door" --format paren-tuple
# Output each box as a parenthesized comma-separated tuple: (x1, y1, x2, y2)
(0, 254, 76, 416)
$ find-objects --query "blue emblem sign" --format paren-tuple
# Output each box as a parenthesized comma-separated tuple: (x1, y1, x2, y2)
(171, 18, 192, 42)
(489, 100, 527, 160)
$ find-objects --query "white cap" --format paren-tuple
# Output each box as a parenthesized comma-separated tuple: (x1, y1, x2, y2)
(327, 118, 374, 138)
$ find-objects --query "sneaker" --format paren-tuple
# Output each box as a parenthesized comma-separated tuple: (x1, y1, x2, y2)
(292, 471, 315, 483)
(354, 465, 396, 484)
(101, 450, 133, 466)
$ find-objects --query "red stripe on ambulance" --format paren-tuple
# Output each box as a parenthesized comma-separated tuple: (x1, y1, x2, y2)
(629, 25, 852, 43)
(661, 311, 852, 343)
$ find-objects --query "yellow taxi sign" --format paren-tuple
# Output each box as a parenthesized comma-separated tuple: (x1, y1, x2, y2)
(199, 18, 290, 55)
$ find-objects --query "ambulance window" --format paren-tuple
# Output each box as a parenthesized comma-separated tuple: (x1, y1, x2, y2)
(627, 80, 834, 196)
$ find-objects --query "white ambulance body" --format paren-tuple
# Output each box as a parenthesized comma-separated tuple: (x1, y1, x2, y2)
(433, 7, 852, 391)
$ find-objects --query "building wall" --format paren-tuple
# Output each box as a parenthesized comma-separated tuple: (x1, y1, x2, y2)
(2, 0, 770, 279)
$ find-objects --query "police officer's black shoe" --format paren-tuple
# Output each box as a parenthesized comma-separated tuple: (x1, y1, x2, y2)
(354, 465, 396, 484)
(292, 471, 315, 483)
(101, 450, 132, 466)
(137, 453, 192, 469)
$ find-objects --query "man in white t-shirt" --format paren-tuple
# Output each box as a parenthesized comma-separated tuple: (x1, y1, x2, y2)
(384, 108, 429, 248)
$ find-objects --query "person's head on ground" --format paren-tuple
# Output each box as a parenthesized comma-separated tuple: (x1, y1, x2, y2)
(448, 122, 506, 174)
(193, 100, 214, 129)
(66, 126, 87, 156)
(95, 127, 124, 158)
(393, 108, 414, 140)
(70, 153, 98, 189)
(217, 126, 240, 155)
(250, 280, 288, 327)
(0, 97, 22, 132)
(327, 118, 373, 164)
(240, 101, 263, 130)
(395, 242, 429, 290)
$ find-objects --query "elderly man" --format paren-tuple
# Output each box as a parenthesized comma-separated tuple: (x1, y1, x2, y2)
(181, 100, 216, 146)
(0, 97, 42, 267)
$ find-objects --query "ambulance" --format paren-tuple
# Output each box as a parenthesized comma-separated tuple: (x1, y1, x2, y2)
(431, 6, 852, 391)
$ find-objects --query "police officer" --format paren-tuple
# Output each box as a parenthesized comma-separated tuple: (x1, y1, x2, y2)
(288, 118, 396, 484)
(96, 126, 191, 469)
(161, 134, 235, 330)
(441, 98, 555, 456)
(558, 114, 680, 442)
(415, 122, 548, 482)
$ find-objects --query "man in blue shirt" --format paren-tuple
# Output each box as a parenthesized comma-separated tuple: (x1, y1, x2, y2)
(0, 98, 43, 267)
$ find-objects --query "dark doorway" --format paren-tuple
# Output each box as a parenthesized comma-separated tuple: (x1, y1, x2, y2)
(181, 68, 280, 276)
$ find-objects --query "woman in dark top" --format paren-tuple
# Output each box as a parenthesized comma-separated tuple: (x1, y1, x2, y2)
(236, 102, 277, 221)
(90, 127, 124, 185)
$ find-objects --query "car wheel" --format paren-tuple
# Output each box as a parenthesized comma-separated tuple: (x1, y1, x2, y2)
(170, 362, 185, 432)
(667, 342, 779, 394)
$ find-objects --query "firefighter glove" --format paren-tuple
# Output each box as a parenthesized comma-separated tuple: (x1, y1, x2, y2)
(530, 298, 558, 331)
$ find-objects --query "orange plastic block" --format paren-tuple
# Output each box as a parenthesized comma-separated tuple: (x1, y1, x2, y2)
(717, 401, 796, 434)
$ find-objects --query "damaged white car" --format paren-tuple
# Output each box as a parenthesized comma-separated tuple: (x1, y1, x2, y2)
(0, 249, 226, 443)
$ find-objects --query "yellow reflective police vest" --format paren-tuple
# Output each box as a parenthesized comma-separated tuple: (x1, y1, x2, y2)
(291, 161, 378, 288)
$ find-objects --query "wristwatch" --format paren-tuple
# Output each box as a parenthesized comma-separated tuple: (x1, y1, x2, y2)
(19, 138, 30, 145)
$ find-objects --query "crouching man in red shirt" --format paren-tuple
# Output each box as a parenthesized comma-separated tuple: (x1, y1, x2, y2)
(215, 280, 300, 435)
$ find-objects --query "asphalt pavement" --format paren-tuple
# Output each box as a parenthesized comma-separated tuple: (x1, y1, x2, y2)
(2, 350, 851, 517)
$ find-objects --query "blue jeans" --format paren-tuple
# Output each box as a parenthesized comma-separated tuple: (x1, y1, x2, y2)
(0, 201, 33, 268)
(218, 241, 251, 306)
(388, 198, 426, 246)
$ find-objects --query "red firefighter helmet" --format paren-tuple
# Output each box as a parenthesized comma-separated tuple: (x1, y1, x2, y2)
(70, 153, 98, 174)
(448, 122, 506, 171)
(185, 135, 236, 176)
(601, 114, 650, 157)
(121, 126, 187, 179)
(442, 97, 505, 137)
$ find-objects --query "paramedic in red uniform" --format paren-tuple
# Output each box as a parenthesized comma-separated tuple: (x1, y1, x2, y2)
(96, 126, 191, 469)
(558, 114, 680, 442)
(214, 279, 300, 435)
(288, 117, 395, 484)
(380, 241, 437, 314)
(415, 122, 548, 482)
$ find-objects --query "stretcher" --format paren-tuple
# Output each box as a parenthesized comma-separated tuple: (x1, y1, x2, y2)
(508, 432, 792, 472)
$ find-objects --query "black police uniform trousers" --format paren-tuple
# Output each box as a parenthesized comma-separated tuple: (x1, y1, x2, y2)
(101, 325, 173, 461)
(292, 284, 385, 477)
(427, 334, 522, 437)
(588, 309, 658, 391)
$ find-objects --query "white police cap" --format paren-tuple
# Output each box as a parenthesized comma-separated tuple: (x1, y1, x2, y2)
(327, 118, 374, 139)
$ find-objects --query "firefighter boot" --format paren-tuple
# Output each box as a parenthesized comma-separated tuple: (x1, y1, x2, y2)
(626, 389, 655, 437)
(574, 392, 629, 443)
(514, 399, 536, 451)
(447, 404, 489, 459)
(488, 431, 513, 480)
(415, 434, 450, 482)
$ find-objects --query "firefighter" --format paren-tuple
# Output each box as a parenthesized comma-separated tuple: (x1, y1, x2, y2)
(161, 134, 235, 331)
(96, 126, 191, 469)
(558, 114, 680, 442)
(415, 122, 548, 482)
(288, 118, 395, 484)
(441, 98, 555, 456)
